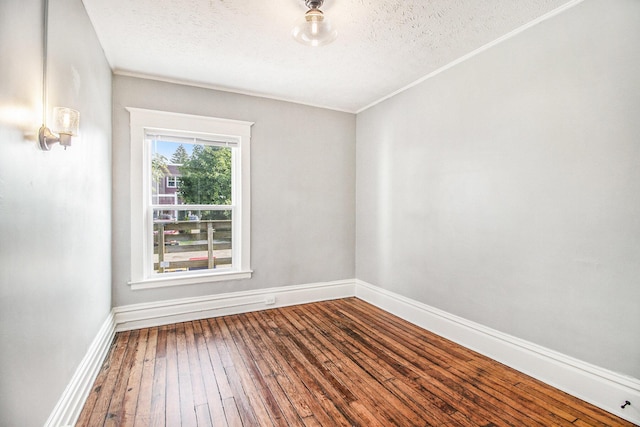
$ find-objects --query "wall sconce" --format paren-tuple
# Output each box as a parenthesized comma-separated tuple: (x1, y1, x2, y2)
(38, 107, 80, 150)
(37, 0, 80, 151)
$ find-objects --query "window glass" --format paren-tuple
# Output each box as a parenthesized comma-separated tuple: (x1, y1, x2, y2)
(150, 139, 235, 275)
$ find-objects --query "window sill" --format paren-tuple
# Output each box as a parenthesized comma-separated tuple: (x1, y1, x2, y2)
(128, 270, 253, 290)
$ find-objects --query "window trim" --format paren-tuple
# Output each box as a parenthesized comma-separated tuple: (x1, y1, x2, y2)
(127, 108, 253, 289)
(166, 176, 178, 188)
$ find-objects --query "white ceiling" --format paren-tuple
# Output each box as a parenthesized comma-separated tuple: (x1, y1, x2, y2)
(82, 0, 574, 113)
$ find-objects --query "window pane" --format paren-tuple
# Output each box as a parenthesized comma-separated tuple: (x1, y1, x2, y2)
(153, 209, 232, 274)
(166, 176, 178, 188)
(151, 140, 232, 206)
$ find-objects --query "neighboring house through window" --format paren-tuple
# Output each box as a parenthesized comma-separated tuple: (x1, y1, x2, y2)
(128, 108, 253, 289)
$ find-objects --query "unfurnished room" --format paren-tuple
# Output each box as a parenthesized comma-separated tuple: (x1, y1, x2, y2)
(0, 0, 639, 426)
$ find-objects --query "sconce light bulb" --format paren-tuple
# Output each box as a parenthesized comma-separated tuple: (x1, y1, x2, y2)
(37, 107, 80, 151)
(53, 107, 79, 136)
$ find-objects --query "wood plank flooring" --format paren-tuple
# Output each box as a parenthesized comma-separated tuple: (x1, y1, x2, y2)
(77, 298, 634, 426)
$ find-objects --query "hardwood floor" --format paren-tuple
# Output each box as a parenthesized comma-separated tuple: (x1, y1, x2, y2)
(77, 298, 633, 426)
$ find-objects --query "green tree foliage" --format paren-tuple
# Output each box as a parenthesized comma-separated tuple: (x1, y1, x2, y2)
(151, 153, 170, 193)
(178, 145, 232, 219)
(170, 144, 189, 164)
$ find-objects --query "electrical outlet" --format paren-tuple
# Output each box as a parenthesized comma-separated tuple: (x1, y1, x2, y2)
(264, 295, 276, 305)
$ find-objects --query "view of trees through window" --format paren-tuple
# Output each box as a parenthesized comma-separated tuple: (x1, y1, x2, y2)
(150, 139, 234, 273)
(151, 140, 232, 220)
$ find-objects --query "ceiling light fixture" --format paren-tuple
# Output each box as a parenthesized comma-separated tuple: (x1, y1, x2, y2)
(292, 0, 337, 47)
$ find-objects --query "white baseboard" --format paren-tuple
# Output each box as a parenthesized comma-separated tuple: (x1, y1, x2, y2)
(113, 279, 356, 332)
(355, 279, 640, 425)
(48, 278, 639, 426)
(44, 312, 116, 427)
(46, 279, 355, 426)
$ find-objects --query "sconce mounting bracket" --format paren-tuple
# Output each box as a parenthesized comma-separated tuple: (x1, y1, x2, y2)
(38, 125, 55, 151)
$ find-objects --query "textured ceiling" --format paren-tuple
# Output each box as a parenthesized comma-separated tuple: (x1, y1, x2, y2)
(82, 0, 575, 113)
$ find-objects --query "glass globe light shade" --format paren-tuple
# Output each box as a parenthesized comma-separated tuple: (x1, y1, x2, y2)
(52, 107, 79, 147)
(52, 107, 80, 136)
(292, 8, 337, 47)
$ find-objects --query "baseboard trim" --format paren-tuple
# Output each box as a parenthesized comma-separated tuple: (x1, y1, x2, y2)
(113, 279, 356, 332)
(355, 279, 640, 425)
(46, 279, 355, 426)
(48, 279, 639, 426)
(44, 312, 116, 427)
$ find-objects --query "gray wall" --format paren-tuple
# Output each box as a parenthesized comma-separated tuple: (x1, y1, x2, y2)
(356, 0, 640, 378)
(0, 0, 112, 425)
(112, 76, 356, 306)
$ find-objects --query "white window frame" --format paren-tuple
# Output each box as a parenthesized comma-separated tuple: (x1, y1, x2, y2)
(127, 108, 253, 290)
(166, 176, 178, 188)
